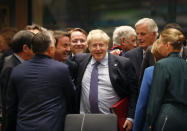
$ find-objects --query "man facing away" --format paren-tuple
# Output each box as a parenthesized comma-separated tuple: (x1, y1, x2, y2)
(66, 29, 138, 131)
(5, 31, 75, 131)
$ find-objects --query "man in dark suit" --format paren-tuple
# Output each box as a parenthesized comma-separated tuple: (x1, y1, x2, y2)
(5, 31, 75, 131)
(66, 29, 138, 131)
(0, 30, 34, 131)
(123, 18, 158, 78)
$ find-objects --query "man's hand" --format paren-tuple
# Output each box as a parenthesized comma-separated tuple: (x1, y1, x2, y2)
(123, 119, 133, 131)
(110, 49, 122, 56)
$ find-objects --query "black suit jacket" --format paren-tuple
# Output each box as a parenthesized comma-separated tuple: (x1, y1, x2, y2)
(123, 47, 143, 78)
(139, 46, 187, 91)
(66, 53, 138, 118)
(0, 54, 21, 131)
(138, 46, 154, 91)
(5, 55, 75, 131)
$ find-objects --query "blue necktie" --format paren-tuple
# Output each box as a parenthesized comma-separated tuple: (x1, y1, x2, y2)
(89, 62, 100, 113)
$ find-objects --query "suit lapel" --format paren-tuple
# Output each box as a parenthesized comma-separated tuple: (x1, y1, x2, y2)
(137, 47, 143, 65)
(108, 54, 118, 89)
(77, 54, 92, 85)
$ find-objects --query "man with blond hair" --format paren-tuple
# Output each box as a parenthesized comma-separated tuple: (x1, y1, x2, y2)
(66, 29, 138, 131)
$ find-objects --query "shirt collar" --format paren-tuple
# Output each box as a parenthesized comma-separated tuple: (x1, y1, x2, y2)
(14, 53, 24, 63)
(91, 52, 108, 66)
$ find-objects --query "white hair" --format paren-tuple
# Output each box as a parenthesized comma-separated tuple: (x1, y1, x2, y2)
(135, 18, 158, 38)
(112, 26, 136, 46)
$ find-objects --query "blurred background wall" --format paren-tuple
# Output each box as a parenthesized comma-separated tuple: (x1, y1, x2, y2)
(0, 0, 187, 42)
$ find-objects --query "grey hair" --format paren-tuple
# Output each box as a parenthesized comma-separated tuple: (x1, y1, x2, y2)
(47, 30, 55, 47)
(113, 26, 136, 46)
(135, 18, 158, 38)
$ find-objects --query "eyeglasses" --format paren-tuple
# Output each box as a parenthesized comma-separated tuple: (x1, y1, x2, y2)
(71, 39, 86, 43)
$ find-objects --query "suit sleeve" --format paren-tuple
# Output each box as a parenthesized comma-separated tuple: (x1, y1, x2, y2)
(145, 63, 168, 130)
(64, 56, 78, 80)
(124, 60, 138, 118)
(139, 47, 152, 90)
(5, 71, 17, 131)
(63, 67, 76, 114)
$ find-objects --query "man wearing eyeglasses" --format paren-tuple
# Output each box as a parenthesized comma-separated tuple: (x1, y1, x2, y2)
(69, 28, 88, 56)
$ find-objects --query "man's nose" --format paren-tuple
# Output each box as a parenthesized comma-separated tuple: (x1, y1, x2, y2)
(137, 34, 142, 40)
(66, 46, 71, 52)
(77, 40, 81, 45)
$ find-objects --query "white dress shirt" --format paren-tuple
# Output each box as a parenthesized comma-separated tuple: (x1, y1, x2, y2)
(14, 53, 24, 63)
(80, 53, 120, 114)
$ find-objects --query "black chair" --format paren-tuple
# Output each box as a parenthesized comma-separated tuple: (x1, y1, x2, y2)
(64, 114, 118, 131)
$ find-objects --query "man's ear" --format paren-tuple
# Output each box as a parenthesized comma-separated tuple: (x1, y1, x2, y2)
(166, 42, 170, 47)
(152, 32, 157, 39)
(120, 38, 124, 43)
(47, 46, 56, 58)
(23, 44, 29, 53)
(120, 38, 126, 46)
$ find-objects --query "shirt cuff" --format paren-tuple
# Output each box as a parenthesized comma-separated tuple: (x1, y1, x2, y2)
(126, 118, 134, 123)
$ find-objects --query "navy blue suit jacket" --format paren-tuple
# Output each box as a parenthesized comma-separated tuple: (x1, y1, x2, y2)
(5, 55, 75, 131)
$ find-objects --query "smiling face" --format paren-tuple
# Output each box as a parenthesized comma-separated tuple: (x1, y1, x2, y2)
(70, 31, 87, 54)
(55, 36, 70, 61)
(89, 39, 108, 62)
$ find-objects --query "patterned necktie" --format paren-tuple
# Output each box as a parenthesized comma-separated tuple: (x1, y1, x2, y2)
(89, 62, 100, 113)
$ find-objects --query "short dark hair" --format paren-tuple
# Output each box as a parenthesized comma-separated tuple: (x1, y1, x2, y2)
(53, 30, 70, 47)
(12, 30, 34, 53)
(31, 31, 54, 54)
